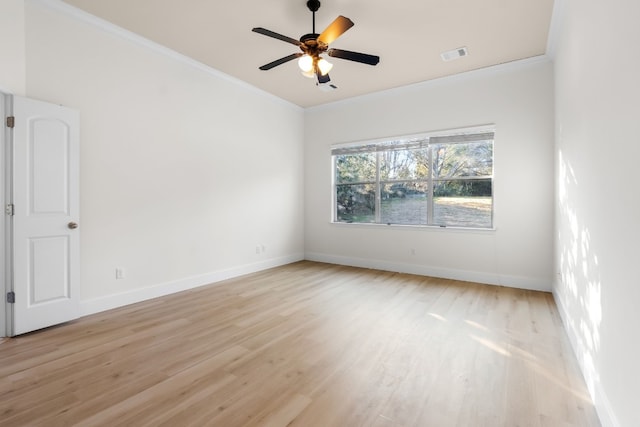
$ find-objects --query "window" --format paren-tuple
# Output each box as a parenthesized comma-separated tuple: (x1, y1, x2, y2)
(332, 126, 494, 228)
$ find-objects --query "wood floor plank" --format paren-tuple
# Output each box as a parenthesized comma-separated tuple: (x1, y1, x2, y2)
(0, 261, 601, 426)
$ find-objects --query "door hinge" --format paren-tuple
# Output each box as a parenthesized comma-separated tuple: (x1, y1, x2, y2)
(5, 204, 14, 216)
(7, 292, 15, 304)
(6, 116, 15, 128)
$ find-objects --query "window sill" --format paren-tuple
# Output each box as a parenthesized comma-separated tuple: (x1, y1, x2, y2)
(330, 221, 496, 233)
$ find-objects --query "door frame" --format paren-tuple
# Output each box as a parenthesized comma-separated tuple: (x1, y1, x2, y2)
(1, 91, 11, 337)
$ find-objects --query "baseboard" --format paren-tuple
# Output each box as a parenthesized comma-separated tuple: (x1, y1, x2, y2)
(81, 252, 550, 318)
(552, 289, 619, 427)
(305, 252, 551, 292)
(80, 254, 304, 316)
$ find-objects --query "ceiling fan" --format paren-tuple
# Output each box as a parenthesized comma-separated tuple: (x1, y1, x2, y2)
(252, 0, 380, 88)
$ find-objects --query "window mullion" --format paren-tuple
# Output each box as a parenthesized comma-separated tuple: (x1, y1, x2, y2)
(427, 145, 434, 225)
(375, 151, 381, 223)
(332, 155, 337, 222)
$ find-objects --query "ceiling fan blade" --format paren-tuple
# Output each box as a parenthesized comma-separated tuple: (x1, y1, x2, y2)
(252, 27, 302, 47)
(259, 53, 304, 70)
(317, 71, 331, 84)
(317, 16, 354, 45)
(327, 48, 380, 66)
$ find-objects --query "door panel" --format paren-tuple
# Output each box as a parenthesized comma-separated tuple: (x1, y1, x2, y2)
(30, 236, 70, 303)
(12, 96, 80, 335)
(31, 118, 70, 214)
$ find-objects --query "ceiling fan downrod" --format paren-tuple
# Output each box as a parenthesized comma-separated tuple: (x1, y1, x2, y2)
(307, 0, 321, 33)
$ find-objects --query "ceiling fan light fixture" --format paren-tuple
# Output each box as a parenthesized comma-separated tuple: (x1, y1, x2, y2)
(317, 57, 333, 76)
(301, 69, 316, 78)
(298, 54, 314, 72)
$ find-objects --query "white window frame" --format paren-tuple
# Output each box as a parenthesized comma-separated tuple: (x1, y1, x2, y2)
(331, 125, 495, 229)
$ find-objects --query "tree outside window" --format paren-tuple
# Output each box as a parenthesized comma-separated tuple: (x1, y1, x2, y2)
(333, 127, 494, 228)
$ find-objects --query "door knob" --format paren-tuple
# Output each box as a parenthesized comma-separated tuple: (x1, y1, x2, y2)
(68, 222, 79, 229)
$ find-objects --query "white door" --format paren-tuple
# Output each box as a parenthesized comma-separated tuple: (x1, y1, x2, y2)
(11, 96, 80, 335)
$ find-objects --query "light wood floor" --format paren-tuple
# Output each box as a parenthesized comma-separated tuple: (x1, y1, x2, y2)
(0, 261, 600, 426)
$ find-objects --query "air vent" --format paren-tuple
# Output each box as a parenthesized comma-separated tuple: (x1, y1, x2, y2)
(441, 47, 468, 62)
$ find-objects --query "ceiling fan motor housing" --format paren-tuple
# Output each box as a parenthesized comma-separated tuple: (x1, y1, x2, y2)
(300, 35, 328, 60)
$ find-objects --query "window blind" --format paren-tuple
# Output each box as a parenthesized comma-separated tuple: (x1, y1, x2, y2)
(331, 131, 495, 156)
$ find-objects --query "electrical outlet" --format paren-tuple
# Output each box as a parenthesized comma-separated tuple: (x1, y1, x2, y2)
(115, 268, 125, 279)
(256, 245, 261, 254)
(410, 248, 416, 256)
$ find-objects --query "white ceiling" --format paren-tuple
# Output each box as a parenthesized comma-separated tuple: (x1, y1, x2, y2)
(60, 0, 555, 108)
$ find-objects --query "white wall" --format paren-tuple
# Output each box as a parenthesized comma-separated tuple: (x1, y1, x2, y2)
(552, 0, 640, 426)
(0, 0, 26, 95)
(21, 0, 304, 313)
(304, 59, 555, 291)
